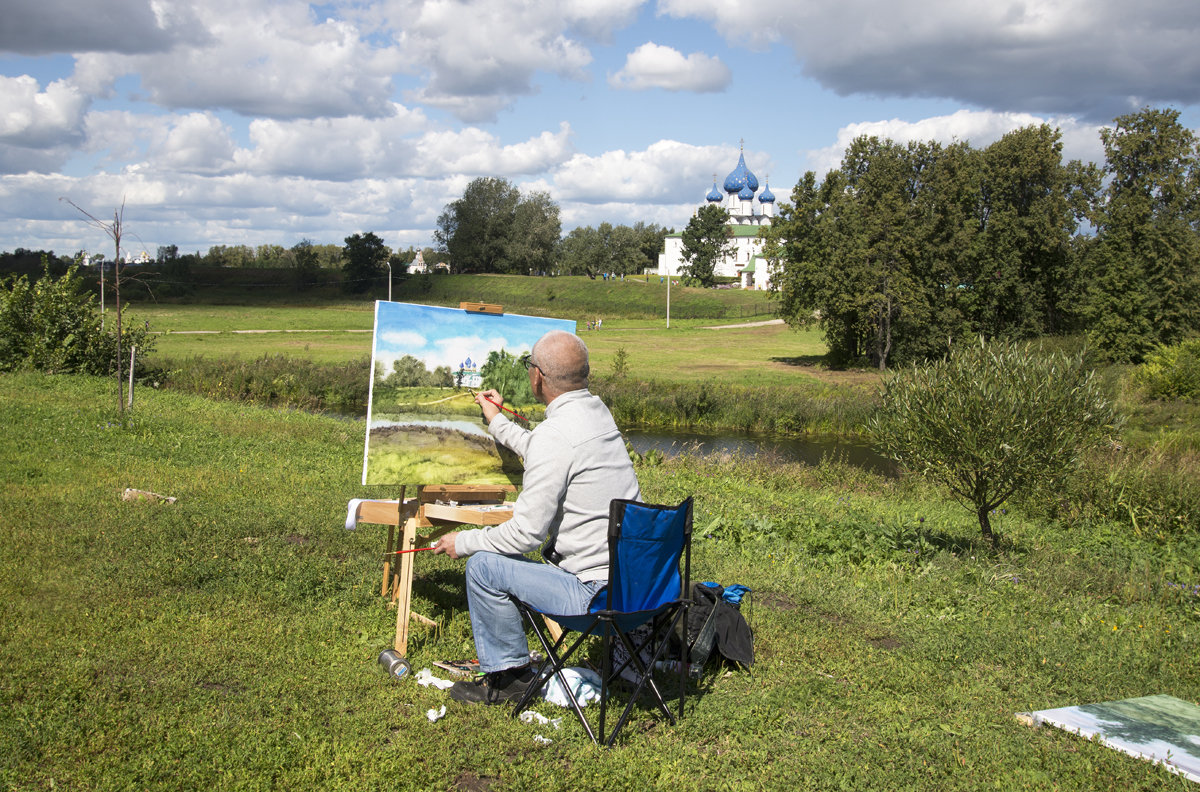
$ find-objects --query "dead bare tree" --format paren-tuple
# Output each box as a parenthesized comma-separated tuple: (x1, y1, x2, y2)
(61, 197, 133, 417)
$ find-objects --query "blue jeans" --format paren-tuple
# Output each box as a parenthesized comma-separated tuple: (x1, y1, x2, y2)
(464, 552, 604, 673)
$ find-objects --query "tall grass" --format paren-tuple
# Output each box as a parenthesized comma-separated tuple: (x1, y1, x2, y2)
(150, 353, 371, 414)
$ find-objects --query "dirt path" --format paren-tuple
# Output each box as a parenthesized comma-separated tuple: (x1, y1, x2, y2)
(160, 329, 373, 334)
(700, 318, 784, 330)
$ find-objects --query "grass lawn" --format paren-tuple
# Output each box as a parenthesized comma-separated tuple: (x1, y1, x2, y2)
(2, 372, 1198, 790)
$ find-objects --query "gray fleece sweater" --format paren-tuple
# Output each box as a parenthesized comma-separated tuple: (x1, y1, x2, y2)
(453, 389, 641, 582)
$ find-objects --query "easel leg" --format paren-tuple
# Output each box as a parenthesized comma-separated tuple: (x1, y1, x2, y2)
(383, 486, 405, 599)
(382, 522, 396, 597)
(393, 509, 418, 655)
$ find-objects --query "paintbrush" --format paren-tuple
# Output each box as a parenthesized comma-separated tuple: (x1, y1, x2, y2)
(471, 390, 530, 423)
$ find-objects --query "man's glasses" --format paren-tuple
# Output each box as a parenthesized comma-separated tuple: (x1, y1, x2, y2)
(519, 352, 542, 374)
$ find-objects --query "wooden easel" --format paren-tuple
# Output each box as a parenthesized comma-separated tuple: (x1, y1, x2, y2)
(355, 484, 514, 655)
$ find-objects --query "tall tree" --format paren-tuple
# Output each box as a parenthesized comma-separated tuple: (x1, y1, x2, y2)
(680, 204, 734, 287)
(767, 126, 1099, 369)
(965, 125, 1094, 339)
(436, 177, 519, 273)
(1086, 107, 1200, 360)
(767, 137, 939, 369)
(435, 177, 560, 274)
(560, 225, 607, 278)
(341, 232, 389, 294)
(508, 190, 561, 275)
(633, 222, 671, 274)
(291, 239, 320, 291)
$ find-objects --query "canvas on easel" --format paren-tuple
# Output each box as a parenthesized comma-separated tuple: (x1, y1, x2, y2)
(362, 300, 575, 486)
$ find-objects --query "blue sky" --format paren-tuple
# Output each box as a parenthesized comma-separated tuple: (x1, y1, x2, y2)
(2, 0, 1198, 258)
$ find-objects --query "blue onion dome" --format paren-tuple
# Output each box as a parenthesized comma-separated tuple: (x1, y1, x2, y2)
(706, 180, 723, 202)
(759, 180, 775, 203)
(722, 149, 759, 194)
(738, 183, 755, 201)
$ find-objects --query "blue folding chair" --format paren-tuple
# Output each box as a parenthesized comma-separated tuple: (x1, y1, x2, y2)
(511, 497, 693, 746)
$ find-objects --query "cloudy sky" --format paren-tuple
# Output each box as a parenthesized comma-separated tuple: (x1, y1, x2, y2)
(2, 0, 1199, 258)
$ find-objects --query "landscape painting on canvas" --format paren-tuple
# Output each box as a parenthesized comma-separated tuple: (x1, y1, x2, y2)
(362, 301, 575, 486)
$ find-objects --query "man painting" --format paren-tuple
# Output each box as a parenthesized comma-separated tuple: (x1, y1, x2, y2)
(431, 329, 640, 705)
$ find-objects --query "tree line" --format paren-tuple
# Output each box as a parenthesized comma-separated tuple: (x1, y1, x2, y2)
(763, 107, 1200, 366)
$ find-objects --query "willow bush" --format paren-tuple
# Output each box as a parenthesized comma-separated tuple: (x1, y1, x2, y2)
(870, 339, 1120, 545)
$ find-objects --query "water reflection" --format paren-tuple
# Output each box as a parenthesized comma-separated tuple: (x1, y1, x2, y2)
(622, 427, 896, 477)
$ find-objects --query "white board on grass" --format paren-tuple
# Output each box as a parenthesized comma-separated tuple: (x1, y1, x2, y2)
(1021, 694, 1200, 783)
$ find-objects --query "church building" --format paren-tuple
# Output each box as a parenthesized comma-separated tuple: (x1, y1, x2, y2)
(657, 145, 775, 289)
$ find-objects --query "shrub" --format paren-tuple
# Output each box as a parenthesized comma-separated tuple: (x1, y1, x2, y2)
(870, 338, 1120, 545)
(1133, 339, 1200, 401)
(0, 261, 155, 376)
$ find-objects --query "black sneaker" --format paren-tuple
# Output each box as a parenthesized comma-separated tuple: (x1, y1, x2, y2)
(449, 665, 535, 706)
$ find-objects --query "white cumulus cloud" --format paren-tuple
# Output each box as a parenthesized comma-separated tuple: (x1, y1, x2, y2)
(608, 42, 731, 92)
(71, 0, 400, 120)
(0, 76, 89, 148)
(803, 109, 1106, 176)
(552, 139, 766, 204)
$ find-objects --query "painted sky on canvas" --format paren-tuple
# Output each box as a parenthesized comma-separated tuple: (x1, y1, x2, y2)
(371, 301, 575, 379)
(3, 0, 1199, 256)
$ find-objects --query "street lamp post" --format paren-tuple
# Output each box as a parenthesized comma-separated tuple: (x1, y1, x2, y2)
(666, 265, 671, 329)
(386, 260, 392, 302)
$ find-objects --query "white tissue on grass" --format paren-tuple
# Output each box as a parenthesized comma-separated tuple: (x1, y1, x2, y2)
(540, 667, 602, 708)
(519, 711, 563, 729)
(533, 735, 553, 744)
(415, 668, 454, 690)
(426, 705, 446, 722)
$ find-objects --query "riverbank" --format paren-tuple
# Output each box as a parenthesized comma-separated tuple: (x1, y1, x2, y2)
(2, 371, 1197, 790)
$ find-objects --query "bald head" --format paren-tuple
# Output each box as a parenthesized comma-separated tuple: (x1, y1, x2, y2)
(531, 330, 589, 395)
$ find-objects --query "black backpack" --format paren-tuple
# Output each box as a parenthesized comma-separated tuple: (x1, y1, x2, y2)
(685, 582, 754, 671)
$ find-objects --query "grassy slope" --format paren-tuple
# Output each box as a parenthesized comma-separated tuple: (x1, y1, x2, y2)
(2, 372, 1197, 791)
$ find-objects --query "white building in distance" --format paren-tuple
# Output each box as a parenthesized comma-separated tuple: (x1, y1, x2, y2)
(657, 145, 775, 289)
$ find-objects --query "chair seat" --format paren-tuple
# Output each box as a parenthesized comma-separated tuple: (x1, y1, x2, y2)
(539, 600, 687, 636)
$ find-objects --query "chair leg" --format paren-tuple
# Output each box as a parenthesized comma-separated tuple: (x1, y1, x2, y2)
(512, 609, 602, 745)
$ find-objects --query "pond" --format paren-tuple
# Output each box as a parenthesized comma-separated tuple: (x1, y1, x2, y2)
(622, 426, 896, 477)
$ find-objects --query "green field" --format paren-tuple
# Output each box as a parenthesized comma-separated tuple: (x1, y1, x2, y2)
(139, 305, 839, 390)
(2, 372, 1198, 790)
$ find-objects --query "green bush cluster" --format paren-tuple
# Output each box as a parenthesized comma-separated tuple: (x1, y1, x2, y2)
(154, 353, 370, 414)
(0, 261, 155, 376)
(1133, 339, 1200, 401)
